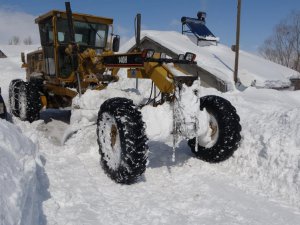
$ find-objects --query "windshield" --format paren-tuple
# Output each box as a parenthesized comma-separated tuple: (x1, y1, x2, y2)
(56, 18, 108, 48)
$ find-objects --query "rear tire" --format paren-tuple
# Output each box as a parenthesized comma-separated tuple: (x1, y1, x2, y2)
(9, 79, 23, 117)
(0, 93, 7, 120)
(188, 95, 241, 163)
(97, 97, 148, 184)
(18, 82, 42, 122)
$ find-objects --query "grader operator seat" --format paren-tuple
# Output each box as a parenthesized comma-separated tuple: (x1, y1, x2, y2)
(35, 10, 113, 79)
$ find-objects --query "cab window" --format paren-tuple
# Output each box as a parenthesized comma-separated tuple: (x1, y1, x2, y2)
(39, 18, 54, 45)
(56, 18, 108, 48)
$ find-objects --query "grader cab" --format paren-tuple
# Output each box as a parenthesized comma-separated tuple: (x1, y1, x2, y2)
(9, 2, 241, 184)
(34, 9, 115, 78)
(19, 7, 118, 109)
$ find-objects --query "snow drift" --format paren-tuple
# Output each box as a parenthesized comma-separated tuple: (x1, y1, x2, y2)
(222, 88, 300, 207)
(0, 119, 42, 225)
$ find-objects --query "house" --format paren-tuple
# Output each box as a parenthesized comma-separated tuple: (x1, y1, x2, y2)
(121, 11, 300, 92)
(0, 50, 7, 58)
(122, 30, 300, 92)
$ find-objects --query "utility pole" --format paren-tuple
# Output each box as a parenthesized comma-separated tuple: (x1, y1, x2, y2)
(234, 0, 241, 84)
(135, 13, 141, 90)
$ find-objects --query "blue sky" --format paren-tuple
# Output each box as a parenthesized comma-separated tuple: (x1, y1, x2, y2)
(0, 0, 300, 53)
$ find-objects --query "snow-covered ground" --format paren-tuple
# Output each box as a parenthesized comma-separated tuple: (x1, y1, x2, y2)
(0, 42, 300, 225)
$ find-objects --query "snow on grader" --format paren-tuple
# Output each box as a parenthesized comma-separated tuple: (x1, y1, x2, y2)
(9, 2, 241, 184)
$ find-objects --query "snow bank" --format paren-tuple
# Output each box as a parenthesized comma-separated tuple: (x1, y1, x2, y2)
(220, 88, 300, 207)
(0, 120, 40, 225)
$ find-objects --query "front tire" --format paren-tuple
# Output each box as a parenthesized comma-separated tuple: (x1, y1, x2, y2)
(188, 95, 241, 163)
(97, 97, 148, 184)
(18, 82, 42, 122)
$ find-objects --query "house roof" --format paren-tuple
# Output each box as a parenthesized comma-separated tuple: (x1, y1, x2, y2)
(0, 50, 7, 58)
(121, 30, 300, 89)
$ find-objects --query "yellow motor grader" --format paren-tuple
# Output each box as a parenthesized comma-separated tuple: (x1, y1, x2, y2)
(9, 2, 241, 184)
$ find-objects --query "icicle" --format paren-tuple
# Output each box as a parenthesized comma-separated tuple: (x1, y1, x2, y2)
(195, 76, 201, 152)
(195, 135, 199, 153)
(172, 145, 176, 162)
(172, 100, 177, 162)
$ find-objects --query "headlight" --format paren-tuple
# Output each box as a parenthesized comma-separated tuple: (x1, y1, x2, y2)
(160, 52, 167, 59)
(142, 49, 155, 59)
(178, 54, 185, 60)
(184, 52, 196, 62)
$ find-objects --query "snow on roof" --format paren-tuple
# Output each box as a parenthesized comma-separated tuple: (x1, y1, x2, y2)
(121, 30, 300, 89)
(0, 49, 7, 58)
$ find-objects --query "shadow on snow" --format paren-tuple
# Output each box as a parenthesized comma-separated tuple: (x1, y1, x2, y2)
(147, 140, 194, 169)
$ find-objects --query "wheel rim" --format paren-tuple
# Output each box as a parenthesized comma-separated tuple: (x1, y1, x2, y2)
(207, 113, 219, 147)
(198, 112, 219, 148)
(110, 124, 120, 149)
(98, 113, 121, 170)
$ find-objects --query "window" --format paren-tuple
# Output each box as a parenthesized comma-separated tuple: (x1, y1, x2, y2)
(96, 30, 106, 48)
(39, 18, 54, 45)
(58, 32, 65, 42)
(75, 34, 83, 43)
(56, 18, 108, 48)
